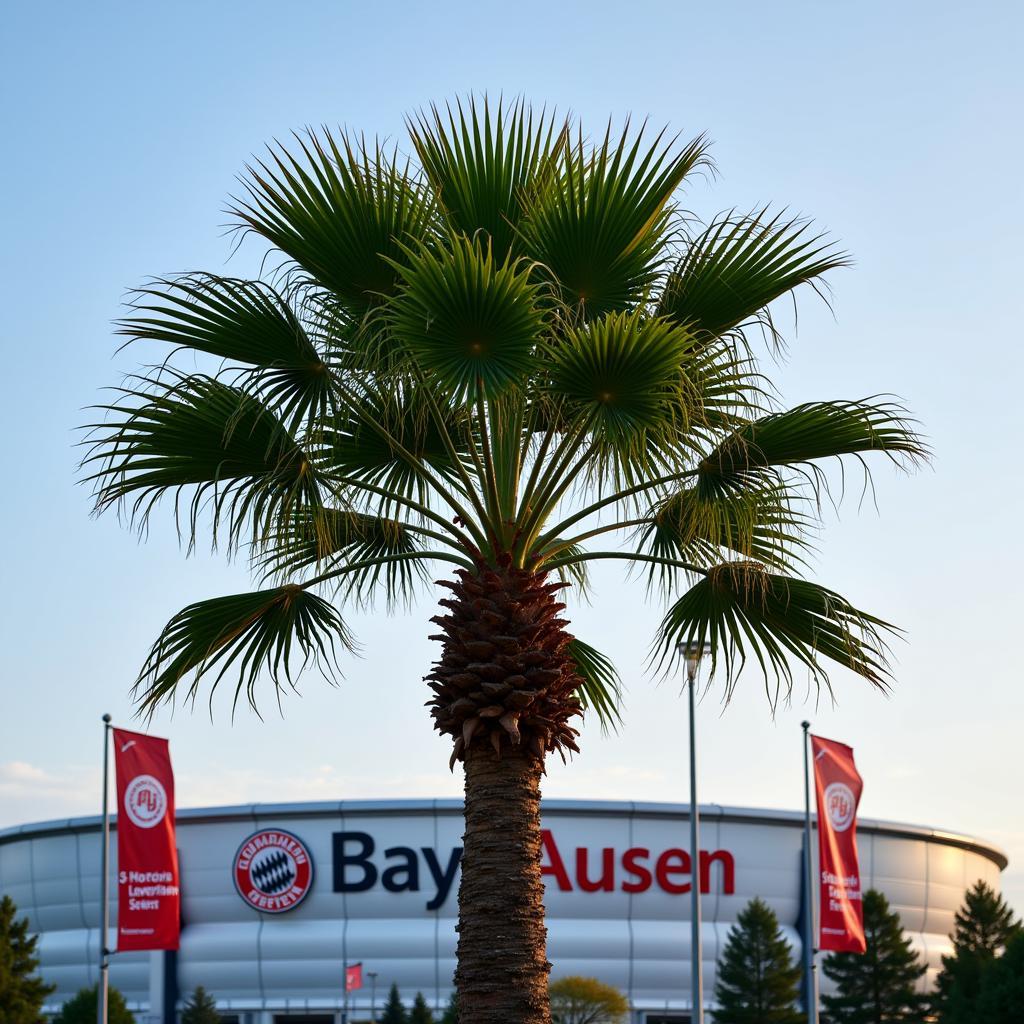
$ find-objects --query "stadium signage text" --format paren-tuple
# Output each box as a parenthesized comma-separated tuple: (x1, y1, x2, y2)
(333, 830, 735, 910)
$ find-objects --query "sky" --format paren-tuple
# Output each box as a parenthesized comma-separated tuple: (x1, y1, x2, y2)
(1, 1, 1022, 914)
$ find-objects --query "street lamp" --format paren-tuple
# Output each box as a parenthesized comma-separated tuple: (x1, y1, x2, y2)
(679, 640, 711, 1024)
(368, 971, 378, 1024)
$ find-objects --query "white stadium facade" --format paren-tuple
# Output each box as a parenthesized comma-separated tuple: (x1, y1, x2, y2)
(0, 799, 1007, 1023)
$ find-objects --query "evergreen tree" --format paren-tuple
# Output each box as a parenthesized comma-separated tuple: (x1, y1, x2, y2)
(440, 991, 459, 1024)
(409, 991, 435, 1024)
(380, 982, 408, 1024)
(974, 930, 1024, 1023)
(53, 984, 135, 1024)
(0, 894, 55, 1024)
(932, 879, 1020, 1023)
(712, 897, 805, 1024)
(821, 889, 926, 1024)
(181, 985, 221, 1024)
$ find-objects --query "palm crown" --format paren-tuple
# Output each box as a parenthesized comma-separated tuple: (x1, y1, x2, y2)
(84, 98, 924, 759)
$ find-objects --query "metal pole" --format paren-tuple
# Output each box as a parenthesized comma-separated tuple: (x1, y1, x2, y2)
(368, 971, 378, 1024)
(98, 713, 112, 1024)
(802, 721, 819, 1024)
(688, 671, 703, 1024)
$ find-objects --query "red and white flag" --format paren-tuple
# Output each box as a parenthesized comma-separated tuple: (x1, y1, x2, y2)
(346, 962, 363, 992)
(113, 728, 180, 950)
(812, 734, 866, 953)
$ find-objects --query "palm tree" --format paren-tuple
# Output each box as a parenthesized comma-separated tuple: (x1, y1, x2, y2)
(83, 98, 925, 1024)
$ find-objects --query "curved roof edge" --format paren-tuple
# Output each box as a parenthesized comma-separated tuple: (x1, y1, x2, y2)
(0, 798, 1008, 870)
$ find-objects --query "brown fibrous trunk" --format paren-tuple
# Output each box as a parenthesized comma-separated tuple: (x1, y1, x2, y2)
(427, 566, 584, 1024)
(456, 742, 552, 1024)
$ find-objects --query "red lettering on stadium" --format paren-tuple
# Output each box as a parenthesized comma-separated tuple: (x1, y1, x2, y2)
(540, 830, 735, 895)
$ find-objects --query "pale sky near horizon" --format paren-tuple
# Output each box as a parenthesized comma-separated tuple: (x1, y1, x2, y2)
(2, 0, 1022, 916)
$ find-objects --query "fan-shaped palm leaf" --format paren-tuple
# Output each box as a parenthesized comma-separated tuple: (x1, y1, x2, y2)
(697, 399, 926, 499)
(657, 208, 849, 346)
(521, 125, 709, 316)
(231, 132, 436, 318)
(84, 374, 323, 550)
(259, 507, 437, 608)
(566, 638, 623, 733)
(120, 275, 334, 426)
(136, 586, 355, 716)
(652, 561, 894, 698)
(410, 96, 566, 262)
(636, 482, 813, 594)
(387, 234, 545, 400)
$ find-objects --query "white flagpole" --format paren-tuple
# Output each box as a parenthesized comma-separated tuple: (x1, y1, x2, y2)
(98, 713, 112, 1024)
(801, 721, 819, 1024)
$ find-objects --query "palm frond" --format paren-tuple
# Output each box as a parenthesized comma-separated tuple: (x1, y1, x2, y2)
(409, 96, 567, 261)
(84, 374, 323, 551)
(522, 124, 709, 316)
(259, 507, 431, 608)
(657, 208, 849, 347)
(697, 399, 927, 499)
(119, 275, 334, 426)
(566, 638, 623, 732)
(321, 384, 469, 509)
(136, 586, 356, 716)
(387, 234, 545, 400)
(549, 311, 695, 443)
(651, 561, 895, 702)
(635, 481, 813, 594)
(231, 131, 436, 318)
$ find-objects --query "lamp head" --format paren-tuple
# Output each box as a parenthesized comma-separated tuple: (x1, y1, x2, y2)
(678, 639, 712, 681)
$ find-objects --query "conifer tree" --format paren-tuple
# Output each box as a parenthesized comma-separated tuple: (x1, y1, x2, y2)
(712, 896, 805, 1024)
(821, 889, 926, 1024)
(973, 930, 1024, 1024)
(0, 894, 55, 1024)
(181, 985, 220, 1024)
(409, 991, 435, 1024)
(932, 879, 1020, 1023)
(440, 991, 459, 1024)
(380, 982, 408, 1024)
(53, 984, 135, 1024)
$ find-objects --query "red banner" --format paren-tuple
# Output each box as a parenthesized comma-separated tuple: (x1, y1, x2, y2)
(346, 962, 363, 992)
(812, 734, 866, 953)
(113, 728, 180, 950)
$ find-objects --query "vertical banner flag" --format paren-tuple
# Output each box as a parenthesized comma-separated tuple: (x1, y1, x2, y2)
(112, 728, 180, 950)
(812, 734, 866, 953)
(346, 962, 363, 992)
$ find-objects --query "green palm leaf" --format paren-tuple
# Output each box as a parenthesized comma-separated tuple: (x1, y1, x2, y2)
(322, 384, 468, 507)
(697, 399, 927, 497)
(549, 311, 695, 440)
(657, 208, 849, 346)
(409, 96, 566, 262)
(387, 234, 545, 400)
(522, 125, 709, 316)
(636, 482, 812, 593)
(259, 507, 429, 608)
(84, 374, 323, 550)
(652, 561, 895, 698)
(566, 638, 623, 733)
(120, 275, 333, 425)
(136, 586, 355, 716)
(231, 132, 436, 318)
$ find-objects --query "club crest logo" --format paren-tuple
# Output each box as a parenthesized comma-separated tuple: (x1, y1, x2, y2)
(233, 829, 314, 913)
(123, 774, 168, 829)
(824, 782, 857, 832)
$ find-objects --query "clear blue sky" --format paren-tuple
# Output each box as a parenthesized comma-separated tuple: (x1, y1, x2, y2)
(2, 1, 1022, 912)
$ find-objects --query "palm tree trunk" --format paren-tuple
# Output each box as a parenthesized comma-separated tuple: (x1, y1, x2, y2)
(456, 742, 552, 1024)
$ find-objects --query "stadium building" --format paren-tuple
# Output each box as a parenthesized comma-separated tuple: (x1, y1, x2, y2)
(0, 799, 1007, 1023)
